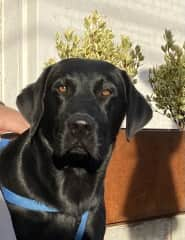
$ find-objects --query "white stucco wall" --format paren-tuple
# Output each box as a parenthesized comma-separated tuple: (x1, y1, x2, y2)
(1, 0, 185, 129)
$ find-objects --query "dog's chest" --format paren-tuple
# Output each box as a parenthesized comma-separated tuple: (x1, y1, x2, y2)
(11, 208, 81, 240)
(8, 169, 96, 239)
(60, 168, 96, 202)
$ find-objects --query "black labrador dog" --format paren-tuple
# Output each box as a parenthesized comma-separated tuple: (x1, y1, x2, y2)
(0, 58, 152, 240)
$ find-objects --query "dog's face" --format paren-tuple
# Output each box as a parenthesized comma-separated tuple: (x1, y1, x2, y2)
(16, 58, 152, 171)
(40, 60, 127, 170)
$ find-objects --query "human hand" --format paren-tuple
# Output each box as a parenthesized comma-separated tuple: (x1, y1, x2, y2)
(0, 105, 30, 134)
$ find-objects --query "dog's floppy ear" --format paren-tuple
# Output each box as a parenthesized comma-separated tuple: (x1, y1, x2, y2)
(16, 65, 52, 137)
(121, 70, 152, 140)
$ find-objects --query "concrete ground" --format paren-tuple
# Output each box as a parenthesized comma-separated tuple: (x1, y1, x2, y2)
(105, 214, 185, 240)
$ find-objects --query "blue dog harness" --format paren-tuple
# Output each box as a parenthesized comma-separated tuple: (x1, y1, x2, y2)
(0, 138, 89, 240)
(0, 138, 10, 149)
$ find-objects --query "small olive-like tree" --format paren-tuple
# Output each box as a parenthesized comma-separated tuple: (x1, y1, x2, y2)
(47, 10, 144, 83)
(149, 30, 185, 130)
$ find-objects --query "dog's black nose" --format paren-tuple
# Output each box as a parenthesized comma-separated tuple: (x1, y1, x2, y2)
(69, 119, 93, 137)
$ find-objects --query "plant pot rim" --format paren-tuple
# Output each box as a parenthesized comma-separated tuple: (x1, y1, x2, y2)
(120, 127, 184, 133)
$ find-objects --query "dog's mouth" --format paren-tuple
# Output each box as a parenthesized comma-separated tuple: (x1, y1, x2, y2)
(52, 143, 99, 172)
(69, 143, 88, 155)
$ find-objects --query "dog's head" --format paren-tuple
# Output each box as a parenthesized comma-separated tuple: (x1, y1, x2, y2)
(17, 58, 152, 171)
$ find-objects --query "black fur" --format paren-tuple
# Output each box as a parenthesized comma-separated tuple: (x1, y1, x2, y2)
(0, 58, 152, 240)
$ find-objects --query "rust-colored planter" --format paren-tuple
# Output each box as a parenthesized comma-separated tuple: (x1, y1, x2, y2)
(105, 129, 185, 224)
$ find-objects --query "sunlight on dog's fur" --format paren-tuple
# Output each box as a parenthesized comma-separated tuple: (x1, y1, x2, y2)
(0, 58, 152, 240)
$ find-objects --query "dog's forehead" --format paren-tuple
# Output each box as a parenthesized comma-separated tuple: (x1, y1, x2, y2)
(57, 58, 115, 72)
(50, 58, 120, 82)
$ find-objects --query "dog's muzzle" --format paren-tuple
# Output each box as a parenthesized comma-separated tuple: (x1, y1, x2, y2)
(64, 113, 97, 155)
(53, 113, 99, 170)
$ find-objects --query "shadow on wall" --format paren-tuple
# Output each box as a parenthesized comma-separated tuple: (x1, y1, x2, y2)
(105, 130, 184, 237)
(123, 130, 184, 239)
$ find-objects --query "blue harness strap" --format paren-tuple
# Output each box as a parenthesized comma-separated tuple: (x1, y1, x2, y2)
(75, 211, 89, 240)
(1, 187, 89, 240)
(1, 187, 58, 212)
(0, 138, 10, 149)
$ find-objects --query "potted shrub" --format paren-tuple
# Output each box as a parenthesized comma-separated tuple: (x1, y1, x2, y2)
(106, 30, 185, 223)
(112, 30, 185, 224)
(112, 30, 184, 224)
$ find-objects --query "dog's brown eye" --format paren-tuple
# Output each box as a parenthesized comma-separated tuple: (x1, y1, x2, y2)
(101, 89, 112, 97)
(58, 85, 67, 94)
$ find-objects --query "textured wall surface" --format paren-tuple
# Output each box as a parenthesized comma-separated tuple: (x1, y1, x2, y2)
(0, 0, 185, 128)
